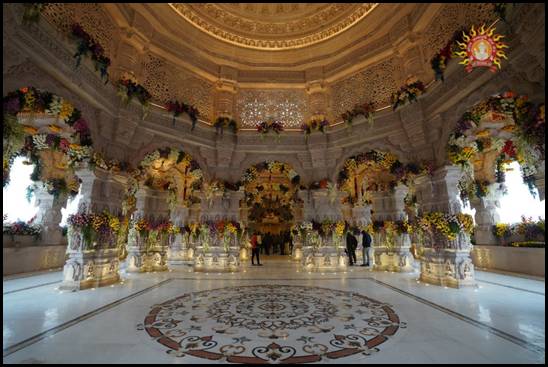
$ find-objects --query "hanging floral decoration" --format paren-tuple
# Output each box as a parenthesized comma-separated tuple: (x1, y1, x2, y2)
(3, 87, 93, 187)
(116, 78, 152, 119)
(341, 102, 375, 126)
(391, 78, 426, 111)
(22, 3, 47, 24)
(257, 118, 284, 140)
(213, 116, 239, 135)
(338, 149, 431, 204)
(448, 91, 545, 202)
(165, 100, 199, 129)
(301, 116, 329, 138)
(431, 28, 467, 81)
(70, 23, 111, 83)
(453, 24, 508, 73)
(242, 161, 300, 224)
(136, 147, 203, 208)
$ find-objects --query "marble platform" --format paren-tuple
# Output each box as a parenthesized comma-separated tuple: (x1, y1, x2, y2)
(3, 257, 545, 364)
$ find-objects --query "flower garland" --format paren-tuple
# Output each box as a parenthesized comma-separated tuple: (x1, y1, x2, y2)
(391, 78, 426, 110)
(341, 102, 375, 126)
(430, 28, 467, 81)
(448, 91, 545, 200)
(71, 23, 111, 83)
(301, 116, 328, 138)
(165, 100, 199, 129)
(257, 119, 284, 140)
(3, 87, 93, 187)
(213, 116, 239, 134)
(117, 78, 152, 119)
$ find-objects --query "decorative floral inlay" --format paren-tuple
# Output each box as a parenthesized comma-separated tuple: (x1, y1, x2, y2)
(139, 284, 404, 363)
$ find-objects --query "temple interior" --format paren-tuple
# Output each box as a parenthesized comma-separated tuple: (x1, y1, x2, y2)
(2, 3, 545, 364)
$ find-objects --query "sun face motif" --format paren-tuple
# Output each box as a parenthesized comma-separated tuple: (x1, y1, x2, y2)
(454, 25, 508, 73)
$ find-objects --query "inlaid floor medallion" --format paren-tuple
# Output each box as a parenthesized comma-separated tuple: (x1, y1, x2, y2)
(140, 285, 405, 363)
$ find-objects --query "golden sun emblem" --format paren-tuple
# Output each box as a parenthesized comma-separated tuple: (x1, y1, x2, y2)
(454, 25, 508, 72)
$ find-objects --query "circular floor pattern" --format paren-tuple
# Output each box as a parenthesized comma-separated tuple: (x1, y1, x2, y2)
(140, 285, 405, 364)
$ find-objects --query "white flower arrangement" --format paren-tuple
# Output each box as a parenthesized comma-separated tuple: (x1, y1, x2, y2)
(190, 169, 202, 180)
(141, 150, 160, 168)
(32, 134, 49, 150)
(67, 145, 92, 163)
(168, 149, 179, 164)
(300, 221, 313, 231)
(45, 96, 63, 116)
(287, 169, 298, 180)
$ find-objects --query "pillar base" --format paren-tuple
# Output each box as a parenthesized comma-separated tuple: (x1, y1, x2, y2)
(419, 248, 476, 288)
(60, 248, 120, 291)
(372, 247, 414, 273)
(193, 246, 240, 272)
(301, 246, 347, 272)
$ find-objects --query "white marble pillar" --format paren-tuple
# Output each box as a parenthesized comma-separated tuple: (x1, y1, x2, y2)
(416, 165, 475, 288)
(470, 183, 502, 246)
(60, 167, 122, 291)
(33, 185, 67, 246)
(351, 205, 372, 226)
(533, 160, 545, 201)
(168, 204, 192, 269)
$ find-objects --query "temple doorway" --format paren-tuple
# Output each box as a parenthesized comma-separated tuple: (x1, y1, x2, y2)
(241, 161, 302, 256)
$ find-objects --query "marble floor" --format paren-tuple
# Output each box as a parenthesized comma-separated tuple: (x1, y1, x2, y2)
(3, 258, 545, 364)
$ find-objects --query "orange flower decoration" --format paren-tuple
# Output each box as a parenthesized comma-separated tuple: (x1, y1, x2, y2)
(20, 87, 29, 94)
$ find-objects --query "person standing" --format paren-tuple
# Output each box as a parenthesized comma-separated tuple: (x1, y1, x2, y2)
(251, 233, 262, 266)
(345, 230, 358, 266)
(360, 228, 372, 266)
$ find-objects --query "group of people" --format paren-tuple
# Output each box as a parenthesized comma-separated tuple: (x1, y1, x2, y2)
(345, 228, 372, 266)
(249, 228, 372, 267)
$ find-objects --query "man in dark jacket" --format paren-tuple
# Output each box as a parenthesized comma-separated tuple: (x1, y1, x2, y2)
(360, 229, 372, 266)
(345, 231, 358, 266)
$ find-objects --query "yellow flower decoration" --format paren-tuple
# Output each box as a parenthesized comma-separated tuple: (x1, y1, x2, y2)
(109, 217, 121, 232)
(476, 129, 490, 138)
(48, 124, 63, 133)
(58, 100, 74, 121)
(23, 125, 39, 135)
(500, 124, 516, 133)
(226, 223, 237, 234)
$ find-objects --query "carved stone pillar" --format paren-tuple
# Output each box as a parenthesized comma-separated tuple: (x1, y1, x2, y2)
(351, 205, 372, 226)
(533, 160, 545, 201)
(415, 174, 433, 214)
(214, 79, 238, 119)
(416, 165, 476, 288)
(168, 204, 191, 269)
(60, 167, 123, 291)
(306, 81, 329, 118)
(392, 184, 409, 221)
(126, 187, 169, 273)
(429, 165, 463, 214)
(470, 183, 502, 246)
(33, 185, 67, 246)
(299, 189, 347, 272)
(371, 191, 391, 221)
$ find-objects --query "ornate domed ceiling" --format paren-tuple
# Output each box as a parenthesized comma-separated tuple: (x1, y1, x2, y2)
(169, 3, 377, 50)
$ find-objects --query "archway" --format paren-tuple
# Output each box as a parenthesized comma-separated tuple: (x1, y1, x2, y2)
(241, 161, 301, 256)
(3, 87, 93, 246)
(447, 91, 545, 245)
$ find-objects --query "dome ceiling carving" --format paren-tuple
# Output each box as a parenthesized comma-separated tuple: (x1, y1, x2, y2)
(169, 3, 377, 50)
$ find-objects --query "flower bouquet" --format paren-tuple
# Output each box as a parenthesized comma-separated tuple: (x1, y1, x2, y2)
(213, 116, 239, 135)
(341, 102, 375, 126)
(71, 23, 111, 83)
(257, 119, 284, 141)
(117, 78, 152, 119)
(391, 79, 426, 110)
(301, 116, 329, 139)
(165, 100, 199, 129)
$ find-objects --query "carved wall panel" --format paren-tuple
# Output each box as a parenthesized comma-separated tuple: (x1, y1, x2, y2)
(236, 89, 307, 128)
(421, 3, 498, 62)
(330, 58, 398, 119)
(42, 3, 119, 58)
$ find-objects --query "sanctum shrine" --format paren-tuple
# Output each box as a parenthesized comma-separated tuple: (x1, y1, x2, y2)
(3, 3, 545, 365)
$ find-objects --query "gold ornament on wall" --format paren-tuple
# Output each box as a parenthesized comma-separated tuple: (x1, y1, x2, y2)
(454, 24, 508, 72)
